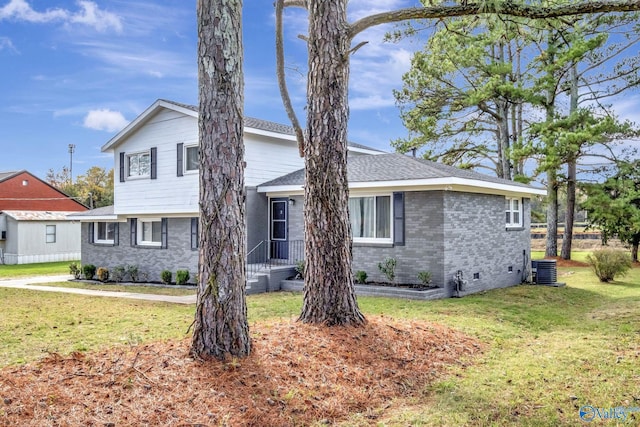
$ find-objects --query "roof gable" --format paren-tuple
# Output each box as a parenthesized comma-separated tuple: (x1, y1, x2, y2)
(0, 171, 87, 212)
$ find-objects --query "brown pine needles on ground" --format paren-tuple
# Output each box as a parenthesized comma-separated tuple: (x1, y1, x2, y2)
(0, 316, 482, 426)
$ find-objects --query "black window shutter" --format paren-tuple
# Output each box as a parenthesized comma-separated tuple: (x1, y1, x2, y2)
(177, 143, 184, 177)
(161, 218, 168, 249)
(119, 152, 125, 182)
(150, 147, 157, 180)
(88, 222, 94, 244)
(113, 223, 119, 246)
(393, 192, 405, 246)
(130, 218, 137, 247)
(191, 217, 198, 250)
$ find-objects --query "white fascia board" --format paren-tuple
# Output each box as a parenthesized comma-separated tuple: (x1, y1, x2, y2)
(101, 100, 197, 152)
(348, 146, 386, 155)
(259, 178, 546, 197)
(244, 127, 297, 141)
(67, 214, 119, 222)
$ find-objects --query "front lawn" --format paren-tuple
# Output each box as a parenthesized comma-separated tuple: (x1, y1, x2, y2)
(0, 261, 74, 278)
(1, 266, 638, 425)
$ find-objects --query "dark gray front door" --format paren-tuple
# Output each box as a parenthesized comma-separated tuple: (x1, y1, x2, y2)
(270, 199, 288, 259)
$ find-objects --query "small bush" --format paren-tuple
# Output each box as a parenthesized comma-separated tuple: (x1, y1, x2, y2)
(418, 271, 432, 286)
(175, 270, 190, 286)
(127, 265, 139, 282)
(355, 270, 368, 284)
(161, 270, 173, 285)
(378, 258, 397, 283)
(69, 262, 81, 279)
(82, 264, 96, 280)
(96, 267, 109, 282)
(586, 248, 632, 282)
(294, 260, 305, 280)
(111, 266, 126, 283)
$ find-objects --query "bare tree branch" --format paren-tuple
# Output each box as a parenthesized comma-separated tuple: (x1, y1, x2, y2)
(275, 0, 305, 157)
(282, 0, 307, 8)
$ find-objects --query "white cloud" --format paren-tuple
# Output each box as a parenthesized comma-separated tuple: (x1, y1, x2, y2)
(83, 109, 128, 132)
(0, 36, 17, 52)
(0, 0, 122, 32)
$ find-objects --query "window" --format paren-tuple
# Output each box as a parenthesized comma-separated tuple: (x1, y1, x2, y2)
(185, 145, 199, 172)
(349, 195, 391, 242)
(137, 219, 162, 246)
(505, 197, 522, 227)
(127, 151, 151, 178)
(46, 225, 56, 243)
(95, 222, 116, 244)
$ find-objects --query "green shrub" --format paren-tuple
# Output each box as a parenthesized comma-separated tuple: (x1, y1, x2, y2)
(586, 248, 632, 282)
(126, 265, 139, 282)
(418, 271, 432, 286)
(82, 264, 96, 280)
(294, 260, 305, 280)
(378, 258, 397, 283)
(111, 266, 126, 283)
(69, 262, 82, 279)
(175, 270, 190, 286)
(96, 267, 109, 282)
(161, 270, 173, 285)
(355, 270, 368, 284)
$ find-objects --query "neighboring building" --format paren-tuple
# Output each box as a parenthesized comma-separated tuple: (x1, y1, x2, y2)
(0, 171, 87, 264)
(71, 99, 545, 297)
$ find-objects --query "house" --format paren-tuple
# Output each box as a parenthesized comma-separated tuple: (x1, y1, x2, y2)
(0, 171, 87, 264)
(258, 153, 546, 296)
(70, 99, 545, 297)
(68, 99, 379, 285)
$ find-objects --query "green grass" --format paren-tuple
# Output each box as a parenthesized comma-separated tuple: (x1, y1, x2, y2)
(0, 261, 74, 278)
(1, 266, 639, 426)
(25, 281, 197, 296)
(532, 250, 591, 263)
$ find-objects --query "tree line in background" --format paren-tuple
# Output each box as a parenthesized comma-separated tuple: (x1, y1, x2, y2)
(392, 5, 639, 261)
(46, 166, 114, 209)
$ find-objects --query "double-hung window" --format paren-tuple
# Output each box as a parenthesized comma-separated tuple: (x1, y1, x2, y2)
(185, 145, 199, 172)
(127, 151, 151, 178)
(137, 219, 162, 246)
(46, 225, 56, 243)
(505, 197, 522, 228)
(95, 222, 116, 244)
(349, 195, 392, 242)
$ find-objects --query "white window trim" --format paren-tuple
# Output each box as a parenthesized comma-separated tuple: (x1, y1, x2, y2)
(46, 225, 56, 243)
(94, 222, 115, 244)
(126, 150, 151, 180)
(349, 193, 393, 244)
(137, 218, 162, 247)
(184, 144, 199, 174)
(506, 197, 523, 228)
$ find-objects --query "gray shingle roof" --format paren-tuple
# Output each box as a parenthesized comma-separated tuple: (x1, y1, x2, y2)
(158, 99, 382, 152)
(259, 153, 541, 190)
(67, 205, 115, 217)
(0, 171, 21, 182)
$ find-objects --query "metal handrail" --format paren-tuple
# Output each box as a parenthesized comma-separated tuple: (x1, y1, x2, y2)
(245, 240, 305, 280)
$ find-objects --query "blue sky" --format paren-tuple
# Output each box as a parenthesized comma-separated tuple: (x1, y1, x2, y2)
(0, 0, 423, 179)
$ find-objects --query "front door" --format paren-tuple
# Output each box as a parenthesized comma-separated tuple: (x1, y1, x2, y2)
(270, 199, 288, 259)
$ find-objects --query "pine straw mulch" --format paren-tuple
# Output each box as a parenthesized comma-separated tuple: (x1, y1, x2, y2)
(0, 316, 483, 427)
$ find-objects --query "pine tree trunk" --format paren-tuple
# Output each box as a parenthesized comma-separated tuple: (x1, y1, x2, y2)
(190, 0, 251, 359)
(632, 235, 639, 263)
(546, 175, 559, 257)
(298, 0, 365, 326)
(561, 64, 579, 260)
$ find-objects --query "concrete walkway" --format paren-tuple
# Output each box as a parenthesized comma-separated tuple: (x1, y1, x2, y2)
(0, 275, 197, 305)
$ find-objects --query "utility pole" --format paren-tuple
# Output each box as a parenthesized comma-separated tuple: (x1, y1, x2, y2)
(68, 144, 75, 183)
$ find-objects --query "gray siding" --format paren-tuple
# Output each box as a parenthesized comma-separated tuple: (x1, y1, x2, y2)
(352, 191, 446, 286)
(81, 217, 198, 282)
(247, 187, 269, 251)
(287, 195, 304, 242)
(443, 192, 531, 296)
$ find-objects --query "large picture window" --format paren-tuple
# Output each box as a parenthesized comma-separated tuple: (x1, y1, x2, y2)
(505, 197, 522, 227)
(127, 151, 150, 178)
(349, 195, 391, 242)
